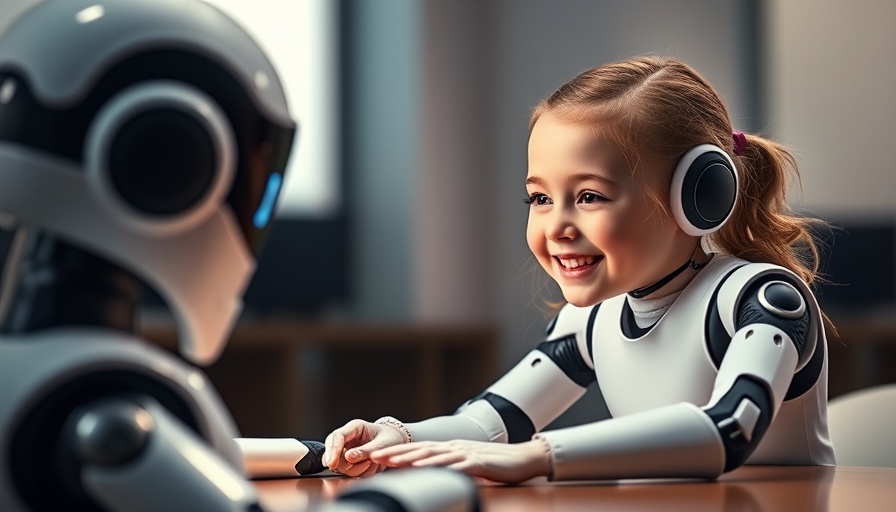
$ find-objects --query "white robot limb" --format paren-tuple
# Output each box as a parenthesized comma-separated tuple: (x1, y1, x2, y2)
(0, 1, 478, 511)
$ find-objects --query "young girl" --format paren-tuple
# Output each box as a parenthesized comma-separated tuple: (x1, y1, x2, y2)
(323, 56, 836, 483)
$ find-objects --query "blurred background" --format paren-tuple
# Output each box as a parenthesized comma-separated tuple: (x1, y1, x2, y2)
(1, 0, 894, 440)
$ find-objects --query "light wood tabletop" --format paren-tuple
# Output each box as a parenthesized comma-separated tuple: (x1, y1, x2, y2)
(254, 465, 896, 512)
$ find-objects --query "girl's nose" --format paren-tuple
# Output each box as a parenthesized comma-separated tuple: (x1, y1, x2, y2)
(545, 210, 578, 241)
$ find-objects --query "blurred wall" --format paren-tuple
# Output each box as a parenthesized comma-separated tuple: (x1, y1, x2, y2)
(766, 0, 896, 219)
(342, 0, 420, 321)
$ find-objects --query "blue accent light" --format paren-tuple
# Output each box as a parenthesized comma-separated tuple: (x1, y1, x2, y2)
(253, 173, 283, 228)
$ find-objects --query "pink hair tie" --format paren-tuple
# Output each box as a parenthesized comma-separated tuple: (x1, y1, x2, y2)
(732, 131, 747, 156)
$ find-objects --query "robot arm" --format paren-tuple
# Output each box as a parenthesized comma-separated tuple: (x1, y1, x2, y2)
(405, 304, 598, 443)
(63, 396, 262, 512)
(535, 271, 816, 481)
(235, 437, 330, 478)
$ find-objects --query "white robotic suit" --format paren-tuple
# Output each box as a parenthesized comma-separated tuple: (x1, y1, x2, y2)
(402, 255, 836, 480)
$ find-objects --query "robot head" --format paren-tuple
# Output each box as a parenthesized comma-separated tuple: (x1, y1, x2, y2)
(0, 0, 296, 364)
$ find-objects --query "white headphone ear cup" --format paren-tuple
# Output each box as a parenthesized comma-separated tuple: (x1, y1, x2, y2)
(84, 80, 236, 235)
(670, 144, 738, 236)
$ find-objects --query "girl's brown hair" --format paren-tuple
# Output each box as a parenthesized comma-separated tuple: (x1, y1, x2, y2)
(529, 56, 824, 286)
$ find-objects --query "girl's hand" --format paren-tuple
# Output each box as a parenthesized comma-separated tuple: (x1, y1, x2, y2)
(369, 439, 552, 484)
(323, 419, 408, 477)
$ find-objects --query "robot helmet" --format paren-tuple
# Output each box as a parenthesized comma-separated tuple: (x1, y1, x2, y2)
(0, 0, 296, 364)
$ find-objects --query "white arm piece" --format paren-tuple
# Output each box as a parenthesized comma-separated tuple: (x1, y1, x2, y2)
(407, 304, 596, 444)
(406, 352, 590, 443)
(536, 402, 724, 480)
(405, 400, 507, 443)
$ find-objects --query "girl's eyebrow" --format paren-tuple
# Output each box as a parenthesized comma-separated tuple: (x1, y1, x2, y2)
(525, 176, 546, 187)
(567, 172, 617, 186)
(525, 173, 616, 187)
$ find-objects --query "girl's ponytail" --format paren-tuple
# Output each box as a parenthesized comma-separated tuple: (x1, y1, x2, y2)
(712, 133, 823, 285)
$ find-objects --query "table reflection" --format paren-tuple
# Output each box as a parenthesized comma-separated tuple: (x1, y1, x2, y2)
(255, 465, 894, 512)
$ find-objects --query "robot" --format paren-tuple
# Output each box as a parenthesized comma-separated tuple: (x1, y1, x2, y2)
(0, 1, 478, 511)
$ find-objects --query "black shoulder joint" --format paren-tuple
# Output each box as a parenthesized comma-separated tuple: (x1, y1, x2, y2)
(536, 335, 595, 388)
(736, 273, 812, 358)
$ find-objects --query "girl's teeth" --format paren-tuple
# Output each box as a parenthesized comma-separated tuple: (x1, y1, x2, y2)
(560, 257, 596, 269)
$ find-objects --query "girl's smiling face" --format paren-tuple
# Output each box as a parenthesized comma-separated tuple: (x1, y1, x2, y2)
(525, 113, 700, 306)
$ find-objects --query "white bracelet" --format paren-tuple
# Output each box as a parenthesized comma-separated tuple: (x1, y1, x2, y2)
(374, 416, 412, 444)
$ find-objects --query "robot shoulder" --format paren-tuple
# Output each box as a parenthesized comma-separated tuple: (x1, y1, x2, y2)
(707, 262, 825, 400)
(538, 303, 599, 388)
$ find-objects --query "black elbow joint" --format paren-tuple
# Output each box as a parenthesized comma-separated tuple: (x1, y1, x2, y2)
(704, 375, 773, 472)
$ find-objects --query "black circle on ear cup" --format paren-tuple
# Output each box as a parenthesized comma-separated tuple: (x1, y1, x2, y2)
(680, 153, 737, 229)
(85, 81, 236, 235)
(107, 108, 216, 216)
(670, 144, 738, 236)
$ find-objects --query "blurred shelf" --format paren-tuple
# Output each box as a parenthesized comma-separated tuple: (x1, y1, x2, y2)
(826, 309, 896, 398)
(141, 315, 499, 440)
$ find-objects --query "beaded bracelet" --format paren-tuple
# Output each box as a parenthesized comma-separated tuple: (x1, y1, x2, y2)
(374, 416, 412, 444)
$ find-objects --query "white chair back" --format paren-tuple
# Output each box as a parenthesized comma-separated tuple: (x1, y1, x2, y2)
(828, 384, 896, 467)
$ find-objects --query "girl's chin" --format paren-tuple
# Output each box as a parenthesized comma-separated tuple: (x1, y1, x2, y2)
(559, 288, 605, 308)
(557, 280, 627, 307)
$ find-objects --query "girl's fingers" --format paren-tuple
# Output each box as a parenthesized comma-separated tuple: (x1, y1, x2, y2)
(374, 444, 457, 467)
(325, 419, 370, 469)
(337, 459, 373, 478)
(370, 441, 438, 461)
(357, 462, 387, 478)
(409, 452, 465, 468)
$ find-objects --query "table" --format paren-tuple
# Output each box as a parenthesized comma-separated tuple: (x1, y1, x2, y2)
(254, 465, 896, 512)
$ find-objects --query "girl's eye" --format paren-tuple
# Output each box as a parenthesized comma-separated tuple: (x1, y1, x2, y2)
(524, 193, 552, 206)
(579, 192, 607, 204)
